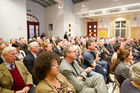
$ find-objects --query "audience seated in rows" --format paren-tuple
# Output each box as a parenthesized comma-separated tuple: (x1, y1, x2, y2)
(0, 35, 140, 93)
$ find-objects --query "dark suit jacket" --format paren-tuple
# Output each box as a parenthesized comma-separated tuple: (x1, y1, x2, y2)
(104, 43, 114, 56)
(23, 52, 38, 85)
(0, 55, 4, 64)
(23, 52, 35, 74)
(53, 47, 63, 57)
(64, 34, 68, 40)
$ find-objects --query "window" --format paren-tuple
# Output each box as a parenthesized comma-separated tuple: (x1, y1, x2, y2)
(115, 21, 126, 38)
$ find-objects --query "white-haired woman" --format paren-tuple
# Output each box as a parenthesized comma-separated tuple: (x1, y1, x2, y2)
(120, 62, 140, 93)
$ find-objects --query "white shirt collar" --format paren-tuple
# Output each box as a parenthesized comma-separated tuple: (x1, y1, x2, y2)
(31, 52, 37, 58)
(4, 62, 15, 70)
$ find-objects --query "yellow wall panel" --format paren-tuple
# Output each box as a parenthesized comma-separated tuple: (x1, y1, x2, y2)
(131, 27, 140, 39)
(98, 28, 108, 37)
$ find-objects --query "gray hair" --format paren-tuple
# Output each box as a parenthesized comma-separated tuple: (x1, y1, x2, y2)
(63, 45, 74, 58)
(129, 62, 140, 84)
(28, 42, 39, 51)
(2, 47, 16, 55)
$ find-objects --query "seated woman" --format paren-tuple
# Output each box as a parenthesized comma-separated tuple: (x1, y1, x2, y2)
(33, 52, 75, 93)
(120, 62, 140, 93)
(110, 43, 120, 73)
(12, 43, 26, 61)
(42, 42, 53, 52)
(114, 46, 133, 85)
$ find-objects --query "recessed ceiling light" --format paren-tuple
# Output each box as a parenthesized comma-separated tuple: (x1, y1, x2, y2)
(102, 10, 107, 14)
(121, 7, 126, 11)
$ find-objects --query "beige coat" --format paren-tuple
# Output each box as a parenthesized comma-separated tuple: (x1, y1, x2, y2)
(0, 61, 33, 93)
(36, 73, 75, 93)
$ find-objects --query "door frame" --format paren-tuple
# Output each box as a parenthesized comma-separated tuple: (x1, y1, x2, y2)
(27, 14, 40, 40)
(87, 22, 98, 37)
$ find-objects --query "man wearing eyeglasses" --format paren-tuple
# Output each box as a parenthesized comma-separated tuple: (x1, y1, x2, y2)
(59, 45, 108, 93)
(0, 47, 34, 93)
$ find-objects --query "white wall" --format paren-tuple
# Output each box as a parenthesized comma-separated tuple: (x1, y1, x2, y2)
(63, 0, 86, 37)
(44, 0, 86, 38)
(130, 14, 140, 27)
(26, 0, 45, 35)
(0, 0, 27, 42)
(45, 5, 64, 38)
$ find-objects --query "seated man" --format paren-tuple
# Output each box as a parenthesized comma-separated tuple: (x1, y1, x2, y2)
(0, 47, 33, 93)
(23, 41, 40, 85)
(82, 39, 107, 79)
(59, 45, 108, 93)
(53, 39, 63, 57)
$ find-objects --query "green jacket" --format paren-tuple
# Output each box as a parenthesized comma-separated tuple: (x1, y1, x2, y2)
(0, 61, 33, 93)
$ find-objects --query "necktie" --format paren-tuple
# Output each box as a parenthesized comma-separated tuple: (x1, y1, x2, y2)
(10, 64, 14, 70)
(71, 62, 78, 76)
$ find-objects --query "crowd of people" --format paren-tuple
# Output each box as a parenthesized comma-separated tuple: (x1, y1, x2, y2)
(0, 34, 140, 93)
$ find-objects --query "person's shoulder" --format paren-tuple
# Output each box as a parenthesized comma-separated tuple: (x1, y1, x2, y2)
(0, 62, 6, 69)
(60, 60, 68, 68)
(24, 52, 33, 59)
(20, 50, 25, 53)
(57, 73, 66, 80)
(115, 61, 128, 72)
(120, 78, 136, 93)
(37, 80, 53, 93)
(83, 50, 90, 55)
(59, 59, 72, 71)
(15, 61, 28, 70)
(122, 78, 130, 85)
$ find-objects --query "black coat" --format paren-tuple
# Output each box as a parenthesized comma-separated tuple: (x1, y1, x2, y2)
(53, 47, 63, 57)
(0, 55, 4, 64)
(23, 52, 38, 85)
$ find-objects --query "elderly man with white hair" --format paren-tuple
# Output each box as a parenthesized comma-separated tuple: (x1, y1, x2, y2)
(23, 42, 40, 85)
(120, 62, 140, 93)
(0, 47, 33, 93)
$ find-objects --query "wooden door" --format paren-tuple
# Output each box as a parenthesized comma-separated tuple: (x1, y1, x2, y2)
(87, 22, 97, 37)
(27, 21, 40, 39)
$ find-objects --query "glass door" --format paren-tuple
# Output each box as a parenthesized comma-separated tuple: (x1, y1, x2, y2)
(27, 21, 40, 39)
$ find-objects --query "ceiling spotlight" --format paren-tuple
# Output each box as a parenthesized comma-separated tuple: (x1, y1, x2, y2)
(121, 7, 126, 11)
(58, 5, 63, 9)
(82, 4, 85, 8)
(102, 10, 106, 14)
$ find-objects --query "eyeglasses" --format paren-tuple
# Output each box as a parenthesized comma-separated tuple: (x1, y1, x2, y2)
(70, 50, 77, 53)
(10, 53, 17, 56)
(51, 64, 59, 67)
